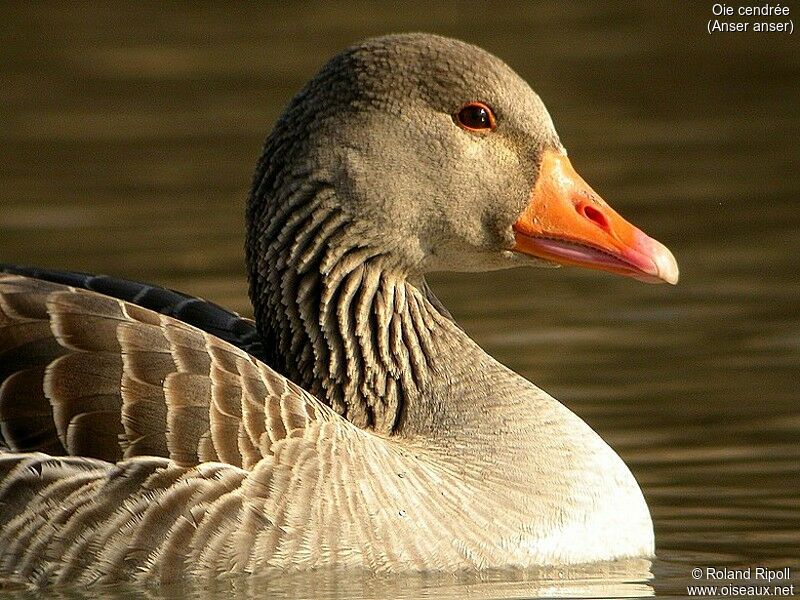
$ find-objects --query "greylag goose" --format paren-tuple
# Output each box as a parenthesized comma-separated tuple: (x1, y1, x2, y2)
(0, 33, 678, 586)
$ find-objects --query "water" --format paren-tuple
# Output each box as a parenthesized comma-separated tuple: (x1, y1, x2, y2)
(1, 2, 798, 598)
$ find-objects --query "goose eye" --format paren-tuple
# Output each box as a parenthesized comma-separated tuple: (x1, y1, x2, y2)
(454, 102, 496, 132)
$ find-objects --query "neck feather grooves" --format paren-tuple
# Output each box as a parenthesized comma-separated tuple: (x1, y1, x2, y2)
(248, 182, 447, 434)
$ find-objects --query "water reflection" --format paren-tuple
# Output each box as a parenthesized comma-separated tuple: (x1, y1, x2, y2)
(1, 561, 655, 600)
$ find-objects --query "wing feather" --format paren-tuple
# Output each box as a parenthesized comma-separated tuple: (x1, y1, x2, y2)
(0, 273, 329, 466)
(0, 272, 385, 584)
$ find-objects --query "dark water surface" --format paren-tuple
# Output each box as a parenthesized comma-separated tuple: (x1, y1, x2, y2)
(1, 2, 798, 599)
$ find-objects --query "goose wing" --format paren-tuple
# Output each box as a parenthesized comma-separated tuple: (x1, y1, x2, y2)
(0, 271, 328, 468)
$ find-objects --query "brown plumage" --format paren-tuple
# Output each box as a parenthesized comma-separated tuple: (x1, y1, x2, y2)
(0, 33, 678, 586)
(0, 275, 316, 469)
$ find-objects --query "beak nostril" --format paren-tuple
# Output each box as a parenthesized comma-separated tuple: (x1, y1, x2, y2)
(579, 204, 611, 233)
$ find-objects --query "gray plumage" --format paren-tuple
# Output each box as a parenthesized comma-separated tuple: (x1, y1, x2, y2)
(0, 33, 654, 587)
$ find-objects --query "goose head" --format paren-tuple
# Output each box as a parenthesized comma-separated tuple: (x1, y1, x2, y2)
(251, 33, 678, 285)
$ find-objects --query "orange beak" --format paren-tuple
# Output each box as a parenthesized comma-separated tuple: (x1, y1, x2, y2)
(513, 150, 679, 284)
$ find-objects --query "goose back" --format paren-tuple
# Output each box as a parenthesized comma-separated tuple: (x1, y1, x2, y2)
(0, 272, 306, 466)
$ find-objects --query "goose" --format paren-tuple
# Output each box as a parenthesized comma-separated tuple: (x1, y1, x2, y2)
(0, 33, 678, 587)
